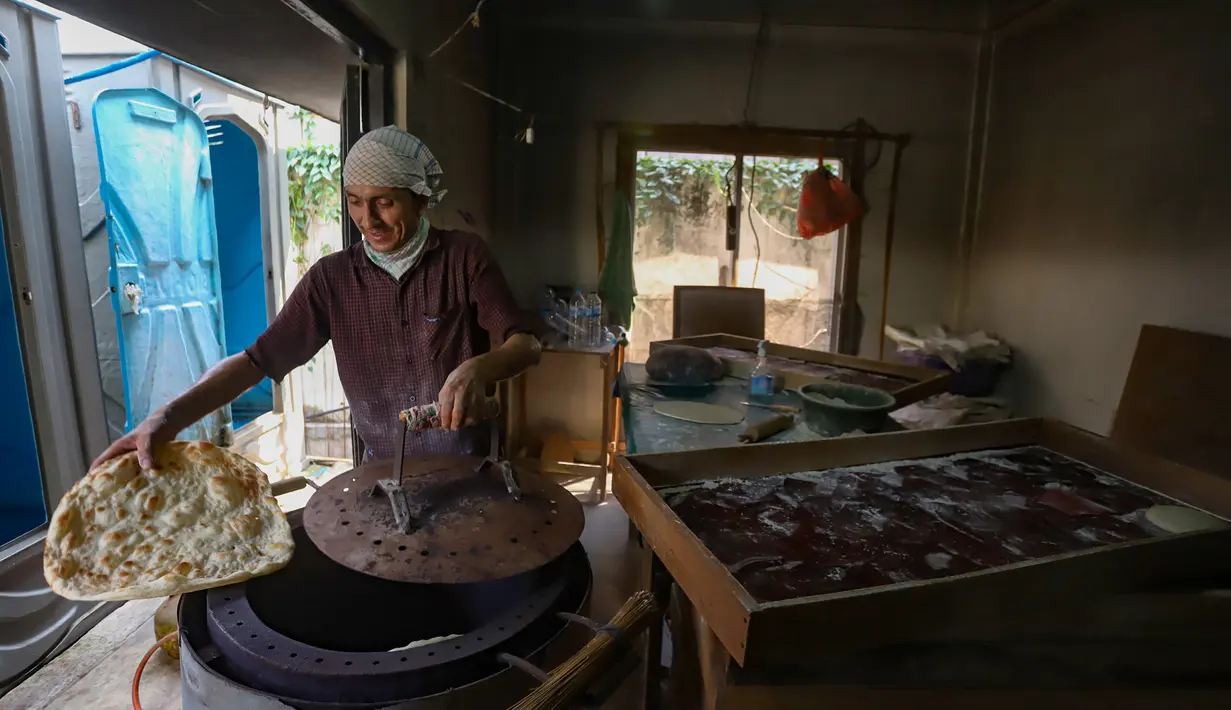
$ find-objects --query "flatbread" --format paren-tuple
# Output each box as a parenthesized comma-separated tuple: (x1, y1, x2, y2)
(653, 401, 745, 425)
(389, 633, 462, 652)
(1144, 504, 1230, 535)
(44, 441, 294, 601)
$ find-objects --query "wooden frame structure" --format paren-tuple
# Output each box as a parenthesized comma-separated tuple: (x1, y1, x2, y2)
(504, 342, 624, 503)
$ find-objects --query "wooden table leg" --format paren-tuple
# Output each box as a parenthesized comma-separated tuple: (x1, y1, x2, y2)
(595, 350, 615, 503)
(669, 584, 704, 710)
(644, 550, 671, 710)
(515, 373, 527, 457)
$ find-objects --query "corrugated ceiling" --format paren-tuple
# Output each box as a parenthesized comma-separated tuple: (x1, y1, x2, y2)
(38, 0, 357, 119)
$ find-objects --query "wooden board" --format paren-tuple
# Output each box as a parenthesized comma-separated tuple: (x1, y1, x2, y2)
(714, 687, 1231, 710)
(1111, 324, 1231, 480)
(0, 599, 170, 710)
(0, 600, 183, 710)
(672, 287, 766, 340)
(668, 567, 1231, 707)
(650, 333, 951, 406)
(612, 418, 1231, 668)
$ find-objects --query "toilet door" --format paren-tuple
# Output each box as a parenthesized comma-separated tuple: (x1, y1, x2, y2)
(93, 87, 232, 444)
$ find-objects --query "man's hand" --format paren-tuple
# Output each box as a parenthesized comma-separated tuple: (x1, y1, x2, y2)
(90, 409, 180, 471)
(437, 359, 489, 431)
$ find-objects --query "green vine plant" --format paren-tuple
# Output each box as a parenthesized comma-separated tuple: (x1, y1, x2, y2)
(286, 108, 342, 382)
(287, 107, 341, 276)
(634, 153, 842, 263)
(634, 153, 838, 231)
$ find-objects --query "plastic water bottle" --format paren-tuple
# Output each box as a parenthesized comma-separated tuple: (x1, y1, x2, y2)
(568, 290, 586, 347)
(541, 287, 557, 323)
(539, 288, 564, 340)
(586, 291, 603, 347)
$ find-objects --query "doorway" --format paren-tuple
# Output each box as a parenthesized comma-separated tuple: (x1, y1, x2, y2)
(207, 117, 273, 429)
(0, 203, 45, 547)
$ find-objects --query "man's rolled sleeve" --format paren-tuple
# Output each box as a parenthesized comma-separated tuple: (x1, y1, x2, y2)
(465, 238, 535, 344)
(245, 263, 331, 382)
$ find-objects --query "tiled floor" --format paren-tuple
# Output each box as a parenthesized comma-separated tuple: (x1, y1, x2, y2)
(1, 476, 649, 710)
(576, 488, 647, 710)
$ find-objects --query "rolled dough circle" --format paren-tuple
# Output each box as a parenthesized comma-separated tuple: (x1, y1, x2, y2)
(1144, 505, 1230, 534)
(653, 401, 745, 425)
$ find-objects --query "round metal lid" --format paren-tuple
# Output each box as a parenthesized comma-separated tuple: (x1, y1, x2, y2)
(302, 455, 585, 584)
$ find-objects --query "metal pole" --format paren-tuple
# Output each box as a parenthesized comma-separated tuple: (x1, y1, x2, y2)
(597, 120, 910, 145)
(729, 155, 745, 285)
(877, 137, 909, 360)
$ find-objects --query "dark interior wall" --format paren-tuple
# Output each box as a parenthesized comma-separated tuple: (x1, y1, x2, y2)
(346, 0, 496, 235)
(966, 0, 1231, 433)
(405, 1, 496, 236)
(507, 0, 987, 33)
(490, 1, 981, 356)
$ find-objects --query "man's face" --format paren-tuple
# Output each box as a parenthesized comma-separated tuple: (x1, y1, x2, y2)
(345, 185, 424, 253)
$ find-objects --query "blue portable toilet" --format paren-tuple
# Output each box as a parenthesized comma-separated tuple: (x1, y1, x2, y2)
(94, 87, 233, 443)
(0, 202, 45, 547)
(93, 89, 276, 440)
(206, 117, 273, 429)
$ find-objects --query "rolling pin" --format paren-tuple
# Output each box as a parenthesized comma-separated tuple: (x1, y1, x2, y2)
(741, 401, 801, 414)
(738, 413, 795, 443)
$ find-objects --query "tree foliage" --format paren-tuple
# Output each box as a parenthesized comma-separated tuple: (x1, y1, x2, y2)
(634, 153, 838, 230)
(634, 155, 729, 228)
(287, 108, 341, 272)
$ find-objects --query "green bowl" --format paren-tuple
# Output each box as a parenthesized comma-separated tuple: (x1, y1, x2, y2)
(796, 382, 897, 437)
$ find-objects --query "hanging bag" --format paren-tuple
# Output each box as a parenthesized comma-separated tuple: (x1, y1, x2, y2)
(796, 149, 865, 238)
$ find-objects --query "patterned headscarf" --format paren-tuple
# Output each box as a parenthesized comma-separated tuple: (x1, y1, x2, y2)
(342, 126, 447, 208)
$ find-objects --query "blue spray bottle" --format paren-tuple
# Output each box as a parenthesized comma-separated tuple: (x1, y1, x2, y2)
(748, 339, 776, 404)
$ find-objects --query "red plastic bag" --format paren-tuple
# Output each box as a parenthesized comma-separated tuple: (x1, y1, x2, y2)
(796, 151, 865, 238)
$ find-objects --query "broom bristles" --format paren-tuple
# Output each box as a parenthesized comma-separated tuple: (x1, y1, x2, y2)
(509, 590, 658, 710)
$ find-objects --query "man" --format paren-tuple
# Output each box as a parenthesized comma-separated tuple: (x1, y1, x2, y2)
(93, 126, 541, 469)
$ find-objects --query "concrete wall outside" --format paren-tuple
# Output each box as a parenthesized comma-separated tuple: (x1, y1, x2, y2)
(490, 20, 979, 359)
(966, 0, 1231, 434)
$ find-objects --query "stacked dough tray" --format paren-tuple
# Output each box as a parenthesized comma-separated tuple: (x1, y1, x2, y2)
(613, 417, 1231, 688)
(664, 446, 1184, 604)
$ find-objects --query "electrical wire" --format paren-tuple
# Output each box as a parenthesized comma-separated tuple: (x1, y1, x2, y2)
(741, 187, 802, 241)
(423, 0, 535, 141)
(801, 323, 831, 350)
(742, 7, 771, 125)
(841, 118, 885, 173)
(132, 631, 178, 710)
(428, 0, 488, 59)
(442, 71, 523, 113)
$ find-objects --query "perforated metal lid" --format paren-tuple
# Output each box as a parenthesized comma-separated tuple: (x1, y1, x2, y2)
(303, 455, 585, 584)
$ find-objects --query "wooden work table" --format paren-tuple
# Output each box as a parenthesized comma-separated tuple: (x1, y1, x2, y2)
(615, 415, 1231, 710)
(617, 362, 908, 455)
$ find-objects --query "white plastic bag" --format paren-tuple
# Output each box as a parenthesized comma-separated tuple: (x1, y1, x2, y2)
(885, 324, 1011, 372)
